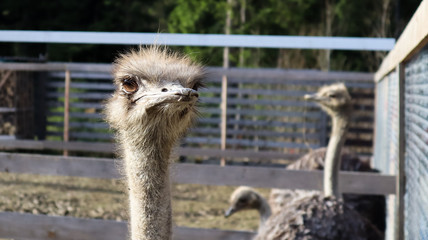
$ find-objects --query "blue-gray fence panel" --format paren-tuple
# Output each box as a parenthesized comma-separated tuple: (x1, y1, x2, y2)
(373, 69, 399, 240)
(404, 45, 428, 240)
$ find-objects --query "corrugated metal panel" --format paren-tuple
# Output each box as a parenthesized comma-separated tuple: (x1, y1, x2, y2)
(404, 45, 428, 240)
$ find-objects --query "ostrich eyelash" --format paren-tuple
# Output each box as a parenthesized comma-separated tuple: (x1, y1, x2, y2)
(191, 81, 205, 91)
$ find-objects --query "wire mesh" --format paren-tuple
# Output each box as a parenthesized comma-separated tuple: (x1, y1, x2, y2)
(404, 45, 428, 240)
(374, 70, 399, 173)
(374, 68, 399, 240)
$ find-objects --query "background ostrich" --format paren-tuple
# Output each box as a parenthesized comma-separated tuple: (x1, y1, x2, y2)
(225, 84, 385, 232)
(254, 83, 383, 239)
(105, 46, 204, 240)
(224, 186, 271, 231)
(270, 149, 386, 232)
(224, 153, 384, 232)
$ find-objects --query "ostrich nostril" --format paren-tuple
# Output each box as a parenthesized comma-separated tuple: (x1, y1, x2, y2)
(161, 88, 168, 92)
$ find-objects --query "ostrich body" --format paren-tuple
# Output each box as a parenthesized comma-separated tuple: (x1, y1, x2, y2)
(270, 148, 385, 232)
(105, 46, 204, 240)
(224, 187, 272, 231)
(255, 83, 383, 240)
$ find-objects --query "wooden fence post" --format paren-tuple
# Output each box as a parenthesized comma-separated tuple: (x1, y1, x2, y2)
(396, 63, 405, 240)
(63, 69, 71, 156)
(220, 0, 233, 166)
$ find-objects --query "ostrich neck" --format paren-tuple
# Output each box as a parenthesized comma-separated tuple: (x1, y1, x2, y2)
(122, 131, 175, 240)
(258, 198, 272, 231)
(323, 111, 350, 198)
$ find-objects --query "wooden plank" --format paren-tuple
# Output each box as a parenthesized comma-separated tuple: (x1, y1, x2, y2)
(0, 140, 114, 153)
(47, 115, 322, 129)
(174, 164, 395, 195)
(396, 63, 406, 240)
(207, 67, 374, 82)
(0, 62, 112, 72)
(57, 134, 320, 149)
(0, 152, 119, 179)
(69, 132, 112, 140)
(0, 212, 255, 240)
(174, 147, 301, 160)
(0, 30, 394, 50)
(375, 0, 428, 81)
(45, 131, 371, 150)
(48, 92, 110, 100)
(184, 137, 320, 149)
(49, 71, 112, 79)
(174, 226, 254, 240)
(45, 126, 372, 141)
(0, 140, 300, 160)
(46, 120, 370, 134)
(191, 128, 321, 139)
(0, 62, 373, 82)
(47, 82, 114, 90)
(205, 77, 374, 87)
(0, 152, 395, 194)
(0, 212, 126, 240)
(51, 98, 373, 110)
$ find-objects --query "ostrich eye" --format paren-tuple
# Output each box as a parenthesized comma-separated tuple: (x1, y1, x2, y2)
(122, 77, 138, 94)
(328, 93, 337, 98)
(238, 198, 247, 204)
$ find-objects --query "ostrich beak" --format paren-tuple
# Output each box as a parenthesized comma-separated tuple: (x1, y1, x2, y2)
(174, 88, 199, 101)
(224, 207, 236, 218)
(304, 93, 326, 102)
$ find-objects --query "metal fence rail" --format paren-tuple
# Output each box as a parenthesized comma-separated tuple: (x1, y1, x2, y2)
(0, 30, 395, 50)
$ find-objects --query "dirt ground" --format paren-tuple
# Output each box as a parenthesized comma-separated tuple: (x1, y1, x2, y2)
(0, 171, 270, 232)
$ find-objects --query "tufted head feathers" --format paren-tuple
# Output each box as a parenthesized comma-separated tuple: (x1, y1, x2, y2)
(304, 83, 352, 116)
(225, 186, 263, 218)
(104, 46, 204, 146)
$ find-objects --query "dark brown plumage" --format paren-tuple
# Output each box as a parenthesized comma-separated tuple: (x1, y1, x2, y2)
(257, 194, 383, 240)
(270, 148, 386, 232)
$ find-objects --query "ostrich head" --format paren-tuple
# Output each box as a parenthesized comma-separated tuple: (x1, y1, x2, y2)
(105, 46, 204, 147)
(304, 83, 352, 116)
(225, 187, 264, 218)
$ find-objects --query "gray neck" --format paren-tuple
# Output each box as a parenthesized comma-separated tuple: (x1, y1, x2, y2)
(323, 111, 350, 198)
(121, 131, 174, 240)
(257, 197, 272, 231)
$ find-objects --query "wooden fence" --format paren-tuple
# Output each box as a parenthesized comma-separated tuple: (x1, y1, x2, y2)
(374, 1, 428, 239)
(0, 63, 375, 164)
(0, 61, 386, 239)
(0, 140, 395, 240)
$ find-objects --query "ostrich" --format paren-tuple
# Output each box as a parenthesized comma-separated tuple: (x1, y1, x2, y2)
(224, 186, 272, 231)
(104, 46, 204, 240)
(254, 83, 383, 240)
(224, 152, 384, 232)
(270, 149, 386, 232)
(225, 84, 385, 232)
